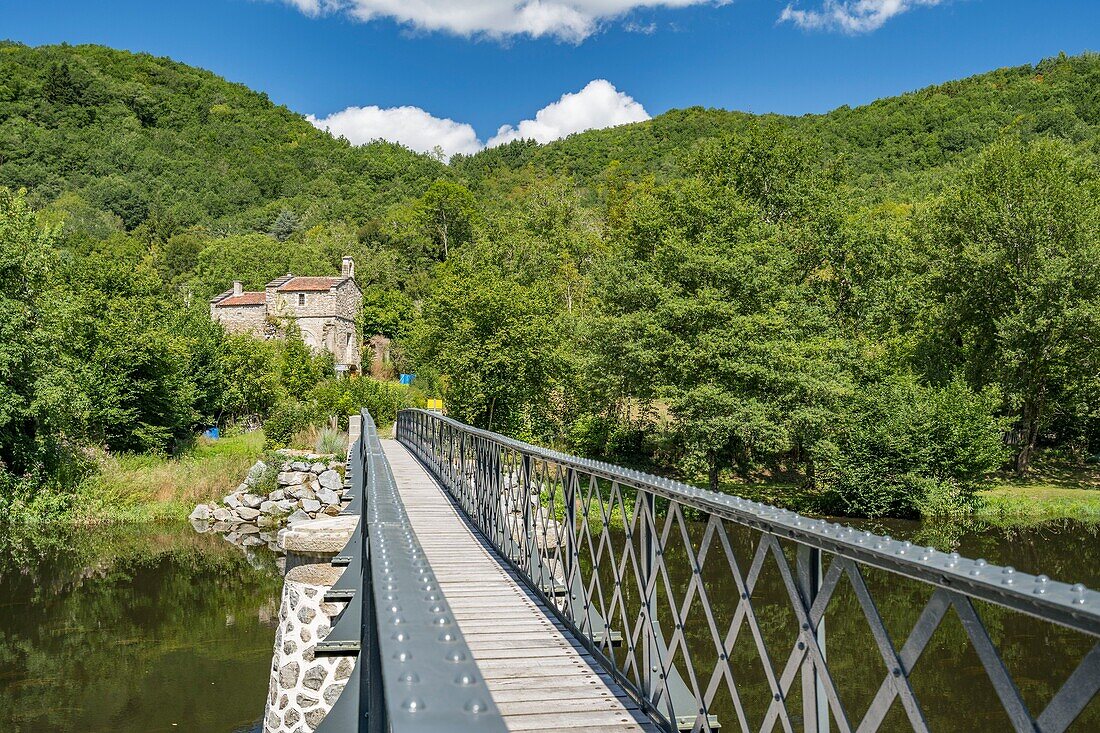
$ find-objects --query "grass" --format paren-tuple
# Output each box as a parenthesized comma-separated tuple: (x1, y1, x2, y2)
(975, 461, 1100, 523)
(69, 431, 266, 524)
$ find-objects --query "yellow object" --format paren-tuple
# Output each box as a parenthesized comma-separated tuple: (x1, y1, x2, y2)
(426, 399, 444, 412)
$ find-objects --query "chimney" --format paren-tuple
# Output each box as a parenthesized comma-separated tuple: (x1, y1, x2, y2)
(341, 257, 355, 279)
(232, 280, 243, 296)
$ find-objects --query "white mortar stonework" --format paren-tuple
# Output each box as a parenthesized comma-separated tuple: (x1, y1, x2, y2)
(263, 564, 355, 733)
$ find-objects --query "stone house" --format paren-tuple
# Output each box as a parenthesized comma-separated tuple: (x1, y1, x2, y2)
(210, 257, 362, 373)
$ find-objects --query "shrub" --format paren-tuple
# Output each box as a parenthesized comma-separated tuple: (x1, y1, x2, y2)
(315, 427, 347, 456)
(264, 400, 308, 448)
(812, 376, 1009, 518)
(305, 376, 421, 429)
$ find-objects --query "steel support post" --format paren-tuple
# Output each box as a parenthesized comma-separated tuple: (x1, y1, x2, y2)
(798, 545, 829, 733)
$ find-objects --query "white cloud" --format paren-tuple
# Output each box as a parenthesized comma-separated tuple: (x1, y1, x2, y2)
(306, 106, 482, 159)
(308, 79, 648, 159)
(488, 79, 649, 147)
(779, 0, 943, 33)
(280, 0, 727, 42)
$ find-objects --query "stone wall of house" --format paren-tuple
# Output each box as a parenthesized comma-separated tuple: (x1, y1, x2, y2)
(332, 282, 361, 368)
(210, 304, 266, 337)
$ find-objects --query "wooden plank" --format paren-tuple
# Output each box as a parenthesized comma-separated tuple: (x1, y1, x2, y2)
(381, 439, 658, 733)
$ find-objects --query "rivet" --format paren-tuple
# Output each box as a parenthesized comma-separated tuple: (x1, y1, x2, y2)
(446, 651, 467, 663)
(456, 673, 478, 685)
(398, 672, 420, 684)
(402, 697, 425, 712)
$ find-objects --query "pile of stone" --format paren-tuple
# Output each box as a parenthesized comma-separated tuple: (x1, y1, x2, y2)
(189, 452, 348, 544)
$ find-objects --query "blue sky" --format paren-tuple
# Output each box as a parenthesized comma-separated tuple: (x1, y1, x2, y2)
(2, 1, 1097, 156)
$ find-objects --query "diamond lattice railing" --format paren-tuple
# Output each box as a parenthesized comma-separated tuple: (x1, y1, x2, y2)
(397, 409, 1100, 733)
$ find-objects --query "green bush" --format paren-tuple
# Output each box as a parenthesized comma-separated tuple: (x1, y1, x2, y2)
(305, 377, 421, 429)
(263, 400, 308, 448)
(812, 376, 1010, 518)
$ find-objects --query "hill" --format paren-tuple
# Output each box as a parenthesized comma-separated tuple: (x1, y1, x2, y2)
(0, 42, 445, 235)
(454, 53, 1100, 198)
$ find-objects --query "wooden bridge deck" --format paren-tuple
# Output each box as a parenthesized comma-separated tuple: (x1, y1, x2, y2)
(383, 439, 658, 733)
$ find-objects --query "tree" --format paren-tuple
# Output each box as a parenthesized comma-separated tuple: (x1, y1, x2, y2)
(924, 139, 1100, 473)
(0, 189, 55, 486)
(280, 322, 332, 400)
(592, 166, 850, 491)
(416, 181, 478, 260)
(414, 260, 560, 436)
(269, 209, 300, 242)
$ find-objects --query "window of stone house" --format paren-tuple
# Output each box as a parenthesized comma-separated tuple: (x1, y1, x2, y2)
(297, 293, 306, 306)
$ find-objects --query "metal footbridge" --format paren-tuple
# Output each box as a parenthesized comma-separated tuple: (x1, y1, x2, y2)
(316, 409, 1100, 733)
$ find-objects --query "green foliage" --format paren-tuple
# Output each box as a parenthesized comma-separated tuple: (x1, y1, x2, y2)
(216, 334, 282, 419)
(304, 377, 420, 429)
(922, 138, 1100, 474)
(813, 377, 1011, 518)
(413, 257, 561, 436)
(279, 323, 332, 399)
(263, 400, 308, 448)
(0, 42, 445, 233)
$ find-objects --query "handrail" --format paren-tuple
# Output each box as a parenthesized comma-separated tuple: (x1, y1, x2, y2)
(317, 409, 507, 733)
(397, 407, 1100, 733)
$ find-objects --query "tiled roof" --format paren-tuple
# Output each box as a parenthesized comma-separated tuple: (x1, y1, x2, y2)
(213, 292, 266, 307)
(265, 274, 295, 289)
(277, 276, 347, 292)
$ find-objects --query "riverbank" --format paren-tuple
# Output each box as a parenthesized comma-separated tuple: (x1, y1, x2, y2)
(976, 462, 1100, 524)
(68, 432, 266, 525)
(710, 460, 1100, 524)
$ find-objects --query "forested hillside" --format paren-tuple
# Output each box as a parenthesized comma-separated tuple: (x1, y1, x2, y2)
(454, 53, 1100, 199)
(0, 42, 444, 234)
(2, 42, 1098, 522)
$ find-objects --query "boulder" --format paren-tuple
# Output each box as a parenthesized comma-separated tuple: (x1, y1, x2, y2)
(269, 489, 285, 502)
(287, 509, 312, 525)
(189, 518, 211, 533)
(302, 498, 322, 513)
(212, 507, 233, 522)
(275, 499, 296, 513)
(309, 462, 327, 474)
(212, 521, 233, 533)
(322, 504, 342, 516)
(188, 504, 211, 522)
(290, 461, 311, 472)
(316, 487, 340, 506)
(238, 523, 261, 534)
(223, 494, 242, 510)
(318, 470, 342, 491)
(257, 514, 280, 528)
(277, 471, 310, 486)
(236, 506, 261, 521)
(260, 500, 283, 515)
(288, 484, 317, 501)
(278, 514, 359, 554)
(242, 493, 263, 509)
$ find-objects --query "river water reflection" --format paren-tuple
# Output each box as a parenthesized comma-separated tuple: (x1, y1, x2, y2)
(0, 522, 282, 733)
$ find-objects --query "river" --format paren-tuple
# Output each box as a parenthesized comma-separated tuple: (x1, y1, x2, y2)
(0, 517, 1095, 732)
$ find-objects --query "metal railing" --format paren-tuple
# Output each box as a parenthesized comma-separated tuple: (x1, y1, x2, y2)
(397, 408, 1100, 733)
(316, 409, 507, 733)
